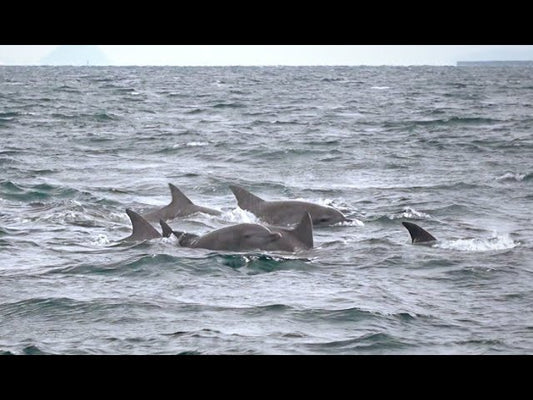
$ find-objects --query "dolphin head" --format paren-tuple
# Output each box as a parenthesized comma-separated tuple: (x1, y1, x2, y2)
(237, 224, 282, 250)
(312, 207, 349, 226)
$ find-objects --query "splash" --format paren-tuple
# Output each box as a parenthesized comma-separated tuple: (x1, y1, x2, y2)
(222, 208, 261, 224)
(389, 207, 432, 220)
(337, 219, 364, 227)
(435, 234, 519, 252)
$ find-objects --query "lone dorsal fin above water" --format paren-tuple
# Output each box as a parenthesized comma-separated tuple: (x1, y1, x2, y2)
(125, 208, 161, 241)
(402, 221, 437, 243)
(229, 185, 265, 212)
(292, 212, 314, 249)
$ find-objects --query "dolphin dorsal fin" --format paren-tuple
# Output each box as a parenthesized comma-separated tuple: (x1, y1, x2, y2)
(402, 221, 437, 243)
(229, 185, 265, 212)
(292, 212, 314, 249)
(126, 209, 161, 241)
(159, 219, 174, 238)
(169, 183, 193, 206)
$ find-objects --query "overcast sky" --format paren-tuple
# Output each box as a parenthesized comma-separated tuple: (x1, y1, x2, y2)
(1, 45, 533, 66)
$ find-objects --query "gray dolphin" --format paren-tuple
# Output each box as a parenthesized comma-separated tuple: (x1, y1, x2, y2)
(124, 208, 162, 241)
(160, 212, 313, 252)
(229, 184, 349, 227)
(142, 183, 221, 222)
(402, 221, 437, 244)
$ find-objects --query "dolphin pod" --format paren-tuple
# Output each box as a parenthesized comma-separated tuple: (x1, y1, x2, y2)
(123, 183, 435, 252)
(125, 205, 313, 252)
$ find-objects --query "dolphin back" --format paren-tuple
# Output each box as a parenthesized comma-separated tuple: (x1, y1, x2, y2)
(402, 221, 437, 243)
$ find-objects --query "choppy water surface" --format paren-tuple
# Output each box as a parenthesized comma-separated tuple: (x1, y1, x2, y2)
(0, 66, 532, 354)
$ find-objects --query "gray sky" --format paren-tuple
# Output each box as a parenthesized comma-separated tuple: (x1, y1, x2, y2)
(1, 45, 533, 66)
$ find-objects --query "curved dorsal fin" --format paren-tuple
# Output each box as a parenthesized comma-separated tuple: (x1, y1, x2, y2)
(292, 211, 313, 249)
(159, 219, 174, 238)
(169, 183, 193, 206)
(402, 221, 437, 243)
(229, 185, 265, 212)
(126, 209, 161, 241)
(159, 219, 199, 245)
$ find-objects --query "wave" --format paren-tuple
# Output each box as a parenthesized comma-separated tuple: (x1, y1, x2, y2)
(54, 85, 81, 93)
(320, 77, 349, 83)
(50, 112, 119, 121)
(184, 108, 205, 114)
(296, 306, 379, 323)
(209, 253, 312, 274)
(403, 116, 503, 126)
(0, 181, 79, 202)
(0, 111, 20, 118)
(0, 297, 88, 318)
(212, 102, 246, 109)
(0, 296, 164, 325)
(435, 234, 519, 252)
(305, 332, 410, 353)
(0, 111, 19, 126)
(90, 234, 110, 246)
(53, 253, 181, 276)
(172, 141, 209, 148)
(496, 172, 532, 182)
(22, 345, 49, 355)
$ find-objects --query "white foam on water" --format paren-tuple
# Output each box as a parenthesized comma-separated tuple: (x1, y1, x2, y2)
(186, 141, 209, 147)
(496, 172, 526, 182)
(172, 141, 209, 149)
(338, 218, 364, 227)
(221, 208, 261, 224)
(109, 212, 129, 223)
(434, 234, 519, 252)
(90, 234, 110, 246)
(389, 207, 433, 220)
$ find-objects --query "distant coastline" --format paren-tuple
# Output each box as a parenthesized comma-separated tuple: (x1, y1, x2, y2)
(457, 60, 533, 67)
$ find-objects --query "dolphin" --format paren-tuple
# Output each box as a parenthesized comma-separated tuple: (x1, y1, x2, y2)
(402, 221, 437, 244)
(124, 208, 162, 241)
(159, 219, 284, 252)
(228, 184, 349, 227)
(160, 212, 313, 252)
(142, 183, 221, 222)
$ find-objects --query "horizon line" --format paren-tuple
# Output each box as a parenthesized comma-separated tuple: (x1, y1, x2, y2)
(1, 63, 460, 67)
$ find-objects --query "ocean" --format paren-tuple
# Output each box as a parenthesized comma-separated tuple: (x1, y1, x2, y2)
(0, 65, 531, 354)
